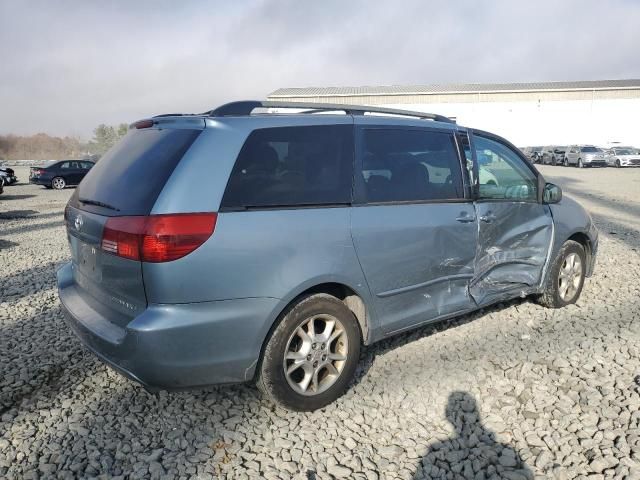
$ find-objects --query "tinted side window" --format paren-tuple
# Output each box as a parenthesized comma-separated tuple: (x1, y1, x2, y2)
(475, 135, 537, 201)
(59, 162, 71, 169)
(221, 125, 353, 209)
(360, 129, 463, 203)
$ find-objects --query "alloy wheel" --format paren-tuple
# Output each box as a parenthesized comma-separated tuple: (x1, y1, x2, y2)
(52, 177, 65, 189)
(283, 314, 348, 396)
(558, 252, 582, 301)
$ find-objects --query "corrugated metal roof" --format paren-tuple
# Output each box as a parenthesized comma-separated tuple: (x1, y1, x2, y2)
(269, 79, 640, 98)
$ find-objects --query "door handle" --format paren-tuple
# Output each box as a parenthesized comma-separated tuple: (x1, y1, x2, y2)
(479, 213, 497, 223)
(455, 214, 476, 223)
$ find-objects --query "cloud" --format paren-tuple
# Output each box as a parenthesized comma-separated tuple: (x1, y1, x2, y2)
(1, 0, 639, 137)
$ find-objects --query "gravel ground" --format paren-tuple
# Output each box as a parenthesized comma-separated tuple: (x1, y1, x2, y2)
(1, 165, 639, 480)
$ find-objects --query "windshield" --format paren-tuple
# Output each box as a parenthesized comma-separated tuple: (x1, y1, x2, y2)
(582, 146, 601, 152)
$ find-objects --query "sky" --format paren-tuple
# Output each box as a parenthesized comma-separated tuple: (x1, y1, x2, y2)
(1, 0, 639, 138)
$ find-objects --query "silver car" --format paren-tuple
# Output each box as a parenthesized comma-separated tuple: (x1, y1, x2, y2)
(564, 145, 607, 168)
(605, 146, 640, 167)
(57, 101, 598, 411)
(541, 146, 566, 166)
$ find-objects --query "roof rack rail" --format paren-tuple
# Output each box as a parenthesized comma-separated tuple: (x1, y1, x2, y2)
(205, 100, 455, 124)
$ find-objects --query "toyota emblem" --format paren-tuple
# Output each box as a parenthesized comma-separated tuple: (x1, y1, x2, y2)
(74, 214, 84, 231)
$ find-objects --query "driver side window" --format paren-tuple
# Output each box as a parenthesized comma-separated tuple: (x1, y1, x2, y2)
(475, 135, 537, 201)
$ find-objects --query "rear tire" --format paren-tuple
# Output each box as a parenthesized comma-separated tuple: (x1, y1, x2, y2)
(52, 177, 66, 189)
(536, 240, 586, 308)
(257, 294, 361, 411)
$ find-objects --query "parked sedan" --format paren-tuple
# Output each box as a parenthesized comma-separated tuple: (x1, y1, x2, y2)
(29, 160, 95, 189)
(541, 146, 567, 165)
(606, 147, 640, 168)
(564, 146, 607, 168)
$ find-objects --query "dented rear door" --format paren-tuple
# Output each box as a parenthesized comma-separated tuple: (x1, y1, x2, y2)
(469, 132, 553, 306)
(350, 123, 478, 336)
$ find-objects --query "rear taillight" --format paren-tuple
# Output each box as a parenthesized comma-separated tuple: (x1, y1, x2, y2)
(101, 213, 217, 263)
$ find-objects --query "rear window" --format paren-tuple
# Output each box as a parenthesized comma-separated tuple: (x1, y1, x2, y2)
(221, 125, 353, 209)
(77, 128, 201, 216)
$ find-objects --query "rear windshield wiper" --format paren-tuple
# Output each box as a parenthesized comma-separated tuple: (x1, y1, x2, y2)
(78, 198, 120, 211)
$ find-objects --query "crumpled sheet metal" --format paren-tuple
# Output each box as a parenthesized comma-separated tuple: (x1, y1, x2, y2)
(469, 203, 553, 306)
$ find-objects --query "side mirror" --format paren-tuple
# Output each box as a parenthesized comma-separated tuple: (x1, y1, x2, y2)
(543, 183, 562, 204)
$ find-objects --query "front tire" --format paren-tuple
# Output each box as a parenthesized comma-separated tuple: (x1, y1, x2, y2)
(257, 294, 361, 411)
(578, 159, 584, 168)
(52, 176, 66, 189)
(616, 159, 621, 168)
(536, 240, 586, 308)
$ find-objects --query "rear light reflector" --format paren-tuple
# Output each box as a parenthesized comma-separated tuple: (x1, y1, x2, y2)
(101, 213, 217, 262)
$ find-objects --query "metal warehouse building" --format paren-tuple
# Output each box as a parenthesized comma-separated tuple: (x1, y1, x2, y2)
(268, 79, 640, 147)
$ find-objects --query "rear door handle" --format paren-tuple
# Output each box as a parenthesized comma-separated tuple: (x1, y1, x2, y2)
(479, 213, 497, 223)
(455, 214, 476, 223)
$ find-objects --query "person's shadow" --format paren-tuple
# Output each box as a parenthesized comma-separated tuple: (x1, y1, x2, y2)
(415, 391, 533, 480)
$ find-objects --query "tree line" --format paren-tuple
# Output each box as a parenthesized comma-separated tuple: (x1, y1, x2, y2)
(0, 123, 129, 161)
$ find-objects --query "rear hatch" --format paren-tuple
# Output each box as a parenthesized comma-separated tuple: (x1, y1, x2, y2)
(65, 122, 204, 325)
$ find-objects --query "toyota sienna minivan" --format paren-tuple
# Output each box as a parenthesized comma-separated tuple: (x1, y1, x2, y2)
(58, 101, 598, 411)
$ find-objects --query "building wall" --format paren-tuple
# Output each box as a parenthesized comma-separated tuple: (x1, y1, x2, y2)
(268, 89, 640, 147)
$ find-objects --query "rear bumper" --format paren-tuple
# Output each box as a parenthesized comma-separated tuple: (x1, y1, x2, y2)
(57, 262, 280, 389)
(30, 177, 51, 185)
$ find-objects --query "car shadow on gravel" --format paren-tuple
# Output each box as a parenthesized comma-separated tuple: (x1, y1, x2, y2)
(414, 391, 532, 479)
(0, 210, 61, 221)
(0, 194, 37, 201)
(0, 260, 65, 302)
(0, 219, 65, 236)
(0, 239, 19, 249)
(0, 305, 98, 417)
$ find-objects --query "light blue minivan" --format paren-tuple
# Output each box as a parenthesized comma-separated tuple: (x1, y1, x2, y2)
(58, 101, 598, 410)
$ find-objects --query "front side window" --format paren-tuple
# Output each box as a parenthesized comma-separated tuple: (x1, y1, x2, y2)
(474, 135, 537, 201)
(359, 129, 463, 203)
(222, 125, 353, 209)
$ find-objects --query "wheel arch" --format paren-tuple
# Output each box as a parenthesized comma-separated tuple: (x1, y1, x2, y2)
(567, 231, 592, 274)
(250, 280, 373, 383)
